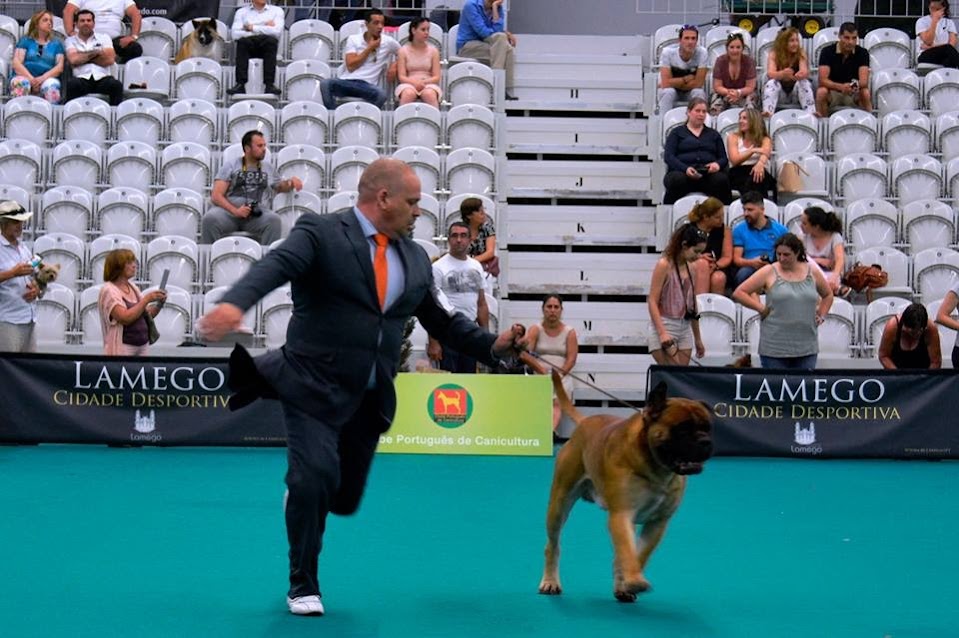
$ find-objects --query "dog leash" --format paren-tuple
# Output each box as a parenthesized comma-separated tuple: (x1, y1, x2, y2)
(522, 350, 645, 413)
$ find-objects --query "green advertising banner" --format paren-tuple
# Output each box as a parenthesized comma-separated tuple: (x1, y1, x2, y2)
(379, 373, 553, 456)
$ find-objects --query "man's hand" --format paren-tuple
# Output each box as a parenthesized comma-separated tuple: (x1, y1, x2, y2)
(8, 262, 34, 279)
(706, 162, 721, 174)
(23, 281, 40, 302)
(368, 34, 381, 50)
(289, 176, 303, 191)
(244, 22, 254, 32)
(197, 303, 244, 341)
(843, 82, 855, 95)
(118, 35, 135, 48)
(234, 204, 252, 219)
(506, 31, 517, 47)
(686, 166, 701, 179)
(492, 323, 526, 360)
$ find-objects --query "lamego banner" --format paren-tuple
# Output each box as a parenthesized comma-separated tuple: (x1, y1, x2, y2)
(0, 354, 552, 456)
(649, 365, 959, 459)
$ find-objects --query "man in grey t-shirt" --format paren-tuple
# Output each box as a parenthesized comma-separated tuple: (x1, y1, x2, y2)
(657, 25, 708, 113)
(201, 130, 303, 245)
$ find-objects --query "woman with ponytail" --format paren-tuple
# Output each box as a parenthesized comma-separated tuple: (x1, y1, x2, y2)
(798, 206, 848, 297)
(687, 196, 732, 294)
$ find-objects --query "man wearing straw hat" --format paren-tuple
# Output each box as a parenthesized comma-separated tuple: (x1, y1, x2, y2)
(0, 201, 40, 352)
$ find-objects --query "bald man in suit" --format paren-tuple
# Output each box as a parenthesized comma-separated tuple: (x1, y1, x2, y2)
(199, 158, 524, 616)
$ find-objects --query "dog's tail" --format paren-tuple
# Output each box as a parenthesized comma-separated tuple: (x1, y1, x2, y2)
(551, 369, 586, 426)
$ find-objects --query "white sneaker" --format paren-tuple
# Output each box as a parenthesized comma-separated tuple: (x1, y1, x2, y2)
(287, 595, 324, 616)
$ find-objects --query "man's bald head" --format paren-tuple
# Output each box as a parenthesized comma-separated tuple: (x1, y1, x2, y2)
(357, 158, 416, 203)
(355, 158, 422, 238)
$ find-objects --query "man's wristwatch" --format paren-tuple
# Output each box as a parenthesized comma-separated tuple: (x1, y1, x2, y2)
(130, 34, 138, 40)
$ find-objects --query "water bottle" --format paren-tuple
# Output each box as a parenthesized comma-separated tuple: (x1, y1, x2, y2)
(29, 255, 42, 269)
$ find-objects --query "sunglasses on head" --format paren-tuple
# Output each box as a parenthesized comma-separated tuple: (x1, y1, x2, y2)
(678, 24, 699, 35)
(726, 32, 744, 43)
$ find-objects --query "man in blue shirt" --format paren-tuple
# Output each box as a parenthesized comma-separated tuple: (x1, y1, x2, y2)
(732, 191, 788, 287)
(456, 0, 517, 100)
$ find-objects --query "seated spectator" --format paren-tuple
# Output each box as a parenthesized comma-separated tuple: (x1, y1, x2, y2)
(519, 294, 579, 437)
(731, 191, 788, 288)
(9, 10, 64, 103)
(798, 206, 848, 297)
(815, 22, 872, 118)
(686, 196, 732, 295)
(63, 0, 142, 64)
(762, 27, 814, 116)
(658, 25, 707, 114)
(935, 281, 959, 368)
(226, 0, 284, 96)
(663, 97, 732, 205)
(709, 32, 757, 115)
(726, 108, 776, 202)
(320, 9, 399, 109)
(459, 197, 497, 274)
(98, 248, 166, 356)
(456, 0, 517, 100)
(916, 0, 959, 68)
(201, 131, 302, 245)
(396, 17, 442, 108)
(64, 10, 124, 106)
(878, 303, 942, 369)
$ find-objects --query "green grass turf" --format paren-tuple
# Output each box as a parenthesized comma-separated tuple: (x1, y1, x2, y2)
(1, 446, 956, 638)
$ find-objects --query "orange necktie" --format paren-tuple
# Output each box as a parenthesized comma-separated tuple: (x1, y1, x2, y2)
(373, 233, 389, 310)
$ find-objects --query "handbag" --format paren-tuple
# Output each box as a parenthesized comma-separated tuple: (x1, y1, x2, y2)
(842, 262, 888, 301)
(777, 160, 808, 193)
(144, 311, 160, 345)
(482, 255, 500, 278)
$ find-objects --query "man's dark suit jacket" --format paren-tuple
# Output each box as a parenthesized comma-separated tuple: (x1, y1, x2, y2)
(219, 209, 498, 428)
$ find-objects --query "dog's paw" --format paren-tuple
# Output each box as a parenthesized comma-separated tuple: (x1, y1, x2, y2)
(614, 577, 651, 602)
(538, 579, 563, 595)
(614, 589, 637, 603)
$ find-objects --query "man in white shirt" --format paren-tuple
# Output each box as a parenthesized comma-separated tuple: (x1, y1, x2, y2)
(0, 202, 39, 353)
(64, 9, 124, 105)
(63, 0, 142, 63)
(657, 25, 708, 114)
(320, 8, 399, 109)
(227, 0, 285, 95)
(428, 220, 490, 373)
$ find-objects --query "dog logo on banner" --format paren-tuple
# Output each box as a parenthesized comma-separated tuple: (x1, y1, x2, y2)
(428, 384, 473, 428)
(791, 422, 822, 455)
(134, 409, 156, 434)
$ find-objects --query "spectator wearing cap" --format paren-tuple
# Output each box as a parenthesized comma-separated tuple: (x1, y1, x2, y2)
(0, 202, 40, 353)
(658, 24, 708, 114)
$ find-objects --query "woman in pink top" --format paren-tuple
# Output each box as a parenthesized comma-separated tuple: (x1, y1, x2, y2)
(648, 223, 707, 365)
(396, 17, 442, 107)
(97, 249, 166, 356)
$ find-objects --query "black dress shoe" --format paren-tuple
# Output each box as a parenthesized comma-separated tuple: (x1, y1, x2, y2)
(264, 84, 281, 96)
(226, 83, 246, 95)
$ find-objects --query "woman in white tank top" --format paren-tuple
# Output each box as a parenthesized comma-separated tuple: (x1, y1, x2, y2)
(521, 294, 578, 436)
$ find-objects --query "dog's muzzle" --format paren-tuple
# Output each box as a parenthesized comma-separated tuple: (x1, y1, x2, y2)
(658, 428, 713, 475)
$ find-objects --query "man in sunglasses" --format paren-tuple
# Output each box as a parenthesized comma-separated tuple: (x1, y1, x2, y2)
(658, 25, 708, 114)
(320, 8, 399, 109)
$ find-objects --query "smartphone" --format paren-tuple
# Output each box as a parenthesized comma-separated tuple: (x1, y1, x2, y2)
(158, 269, 170, 291)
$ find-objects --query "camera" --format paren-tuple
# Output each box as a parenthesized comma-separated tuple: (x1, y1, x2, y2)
(247, 201, 262, 218)
(759, 254, 771, 263)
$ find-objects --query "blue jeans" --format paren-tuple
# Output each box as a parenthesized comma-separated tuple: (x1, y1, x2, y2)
(760, 354, 818, 370)
(320, 78, 386, 110)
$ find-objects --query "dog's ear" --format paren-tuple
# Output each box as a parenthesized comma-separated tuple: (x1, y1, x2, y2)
(192, 18, 203, 30)
(645, 381, 668, 421)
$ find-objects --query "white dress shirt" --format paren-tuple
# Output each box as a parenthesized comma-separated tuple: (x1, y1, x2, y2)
(231, 3, 284, 40)
(67, 0, 135, 39)
(64, 32, 114, 80)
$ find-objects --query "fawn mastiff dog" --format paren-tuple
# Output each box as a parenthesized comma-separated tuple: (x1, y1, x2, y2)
(538, 371, 713, 602)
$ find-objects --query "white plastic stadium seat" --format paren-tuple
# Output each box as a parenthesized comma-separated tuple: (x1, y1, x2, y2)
(146, 284, 192, 346)
(660, 106, 689, 146)
(912, 247, 959, 304)
(714, 107, 742, 141)
(671, 194, 708, 230)
(862, 28, 911, 71)
(160, 142, 212, 193)
(393, 102, 442, 150)
(728, 198, 778, 229)
(447, 61, 495, 107)
(204, 286, 257, 335)
(412, 238, 440, 260)
(882, 110, 932, 157)
(115, 98, 164, 145)
(152, 187, 204, 240)
(123, 56, 171, 100)
(872, 69, 921, 116)
(274, 190, 323, 236)
(828, 109, 878, 157)
(891, 154, 942, 205)
(33, 232, 85, 290)
(276, 144, 327, 195)
(226, 100, 276, 144)
(818, 297, 858, 359)
(392, 146, 441, 195)
(696, 293, 737, 357)
(36, 283, 75, 347)
(754, 27, 779, 72)
(336, 19, 366, 58)
(946, 157, 959, 200)
(174, 57, 223, 102)
(446, 103, 495, 151)
(51, 140, 102, 189)
(652, 24, 683, 64)
(89, 234, 141, 283)
(396, 20, 444, 52)
(924, 68, 959, 117)
(445, 193, 496, 226)
(902, 199, 955, 253)
(412, 193, 440, 242)
(845, 198, 899, 250)
(782, 197, 833, 234)
(704, 26, 751, 65)
(168, 98, 217, 145)
(326, 190, 359, 214)
(280, 100, 329, 148)
(855, 247, 912, 298)
(775, 153, 828, 198)
(333, 102, 383, 149)
(106, 142, 157, 195)
(288, 19, 335, 62)
(0, 14, 19, 61)
(79, 284, 103, 346)
(61, 96, 111, 145)
(209, 236, 262, 288)
(864, 296, 913, 355)
(3, 96, 54, 145)
(40, 186, 93, 238)
(146, 235, 200, 291)
(811, 27, 841, 70)
(446, 147, 496, 195)
(260, 285, 292, 348)
(835, 153, 889, 202)
(936, 111, 959, 162)
(0, 139, 43, 191)
(0, 185, 31, 214)
(769, 109, 819, 155)
(97, 187, 149, 238)
(329, 146, 379, 192)
(284, 59, 331, 103)
(138, 16, 178, 60)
